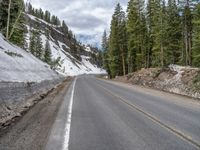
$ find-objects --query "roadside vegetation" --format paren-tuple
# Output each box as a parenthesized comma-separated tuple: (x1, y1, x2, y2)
(102, 0, 200, 79)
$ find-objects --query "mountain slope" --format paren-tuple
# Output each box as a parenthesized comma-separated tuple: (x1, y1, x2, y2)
(25, 14, 106, 76)
(0, 34, 61, 82)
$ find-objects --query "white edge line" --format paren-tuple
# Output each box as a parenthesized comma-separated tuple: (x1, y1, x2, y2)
(63, 78, 76, 150)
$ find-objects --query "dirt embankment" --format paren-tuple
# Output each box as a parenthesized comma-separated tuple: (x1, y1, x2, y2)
(0, 77, 67, 129)
(114, 65, 200, 99)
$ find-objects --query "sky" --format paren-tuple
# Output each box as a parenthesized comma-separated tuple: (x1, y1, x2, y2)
(25, 0, 129, 48)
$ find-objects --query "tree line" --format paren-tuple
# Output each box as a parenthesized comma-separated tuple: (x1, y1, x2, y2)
(102, 0, 200, 78)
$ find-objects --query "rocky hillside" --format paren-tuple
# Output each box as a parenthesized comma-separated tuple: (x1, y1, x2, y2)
(115, 65, 200, 99)
(25, 13, 105, 76)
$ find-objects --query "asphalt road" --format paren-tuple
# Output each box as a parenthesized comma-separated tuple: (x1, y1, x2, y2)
(46, 75, 200, 150)
(0, 78, 72, 150)
(1, 75, 200, 150)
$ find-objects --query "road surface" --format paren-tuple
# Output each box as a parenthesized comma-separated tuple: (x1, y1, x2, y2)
(1, 75, 200, 150)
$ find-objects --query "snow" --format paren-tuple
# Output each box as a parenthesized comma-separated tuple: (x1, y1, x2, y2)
(0, 34, 61, 82)
(38, 32, 106, 76)
(169, 64, 199, 82)
(24, 14, 106, 77)
(85, 46, 92, 52)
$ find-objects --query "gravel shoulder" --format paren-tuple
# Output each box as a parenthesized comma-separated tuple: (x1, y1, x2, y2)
(0, 78, 73, 150)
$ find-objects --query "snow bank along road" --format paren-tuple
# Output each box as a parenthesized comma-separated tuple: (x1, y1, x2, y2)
(1, 75, 200, 150)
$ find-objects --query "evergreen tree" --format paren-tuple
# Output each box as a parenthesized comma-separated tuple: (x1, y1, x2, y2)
(44, 10, 51, 23)
(166, 0, 182, 65)
(109, 3, 125, 78)
(29, 29, 43, 59)
(151, 0, 162, 67)
(193, 2, 200, 67)
(102, 30, 110, 76)
(38, 8, 44, 19)
(62, 21, 69, 34)
(29, 30, 36, 56)
(27, 3, 33, 14)
(179, 0, 193, 66)
(127, 0, 146, 72)
(146, 0, 155, 68)
(0, 0, 26, 48)
(44, 39, 52, 65)
(35, 31, 43, 59)
(118, 13, 128, 75)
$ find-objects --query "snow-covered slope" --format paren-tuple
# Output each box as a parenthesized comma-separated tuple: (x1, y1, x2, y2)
(26, 14, 106, 76)
(0, 34, 61, 82)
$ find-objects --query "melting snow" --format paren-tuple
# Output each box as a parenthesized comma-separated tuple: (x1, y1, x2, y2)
(38, 32, 106, 76)
(0, 34, 61, 82)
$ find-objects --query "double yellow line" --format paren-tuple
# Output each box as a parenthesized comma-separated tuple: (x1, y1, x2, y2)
(96, 82, 200, 149)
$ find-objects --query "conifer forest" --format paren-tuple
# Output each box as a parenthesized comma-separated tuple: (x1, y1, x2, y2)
(102, 0, 200, 78)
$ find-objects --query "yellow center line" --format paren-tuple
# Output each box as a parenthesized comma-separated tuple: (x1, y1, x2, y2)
(95, 83, 200, 150)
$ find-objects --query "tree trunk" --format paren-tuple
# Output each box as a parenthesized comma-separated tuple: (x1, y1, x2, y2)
(6, 0, 11, 40)
(161, 43, 164, 67)
(122, 51, 126, 76)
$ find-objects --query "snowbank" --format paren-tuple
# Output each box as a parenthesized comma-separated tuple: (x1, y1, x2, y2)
(0, 34, 61, 82)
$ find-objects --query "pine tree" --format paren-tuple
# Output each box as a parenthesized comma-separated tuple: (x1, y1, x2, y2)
(193, 2, 200, 67)
(44, 39, 52, 65)
(62, 21, 69, 34)
(44, 10, 51, 23)
(35, 31, 43, 59)
(151, 0, 161, 67)
(119, 18, 128, 75)
(127, 0, 146, 72)
(109, 3, 125, 77)
(0, 0, 26, 48)
(29, 29, 43, 59)
(27, 3, 33, 14)
(146, 0, 155, 68)
(29, 30, 36, 56)
(181, 0, 193, 66)
(102, 30, 110, 76)
(166, 0, 182, 65)
(38, 8, 44, 19)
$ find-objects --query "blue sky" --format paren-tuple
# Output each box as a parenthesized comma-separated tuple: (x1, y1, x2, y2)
(25, 0, 129, 47)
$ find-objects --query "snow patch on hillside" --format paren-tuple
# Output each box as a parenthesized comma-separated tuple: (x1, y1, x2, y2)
(37, 32, 106, 76)
(0, 34, 61, 82)
(25, 14, 106, 76)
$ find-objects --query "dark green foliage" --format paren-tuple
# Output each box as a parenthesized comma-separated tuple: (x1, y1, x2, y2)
(103, 0, 200, 78)
(102, 30, 110, 76)
(109, 3, 127, 78)
(29, 30, 36, 55)
(127, 0, 147, 72)
(51, 15, 61, 26)
(0, 0, 26, 48)
(29, 30, 43, 59)
(35, 32, 43, 59)
(193, 3, 200, 67)
(62, 21, 69, 34)
(165, 0, 182, 66)
(44, 10, 51, 23)
(9, 14, 26, 48)
(44, 39, 52, 65)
